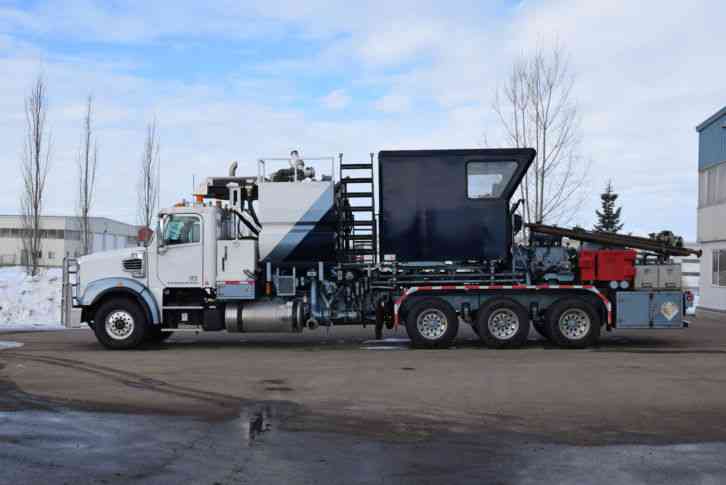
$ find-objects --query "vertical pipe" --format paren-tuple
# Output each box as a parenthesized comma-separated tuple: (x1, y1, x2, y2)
(318, 261, 324, 282)
(310, 278, 318, 318)
(337, 153, 343, 183)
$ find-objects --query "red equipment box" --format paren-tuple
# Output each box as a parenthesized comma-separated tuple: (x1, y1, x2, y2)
(578, 249, 636, 282)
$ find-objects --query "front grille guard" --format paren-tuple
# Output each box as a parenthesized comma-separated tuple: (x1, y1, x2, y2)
(61, 257, 82, 328)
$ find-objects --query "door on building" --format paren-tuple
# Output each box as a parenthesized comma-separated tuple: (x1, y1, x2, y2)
(92, 233, 103, 253)
(156, 214, 204, 288)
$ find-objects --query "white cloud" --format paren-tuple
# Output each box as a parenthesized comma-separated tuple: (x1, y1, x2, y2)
(320, 89, 351, 110)
(374, 93, 412, 114)
(356, 19, 442, 67)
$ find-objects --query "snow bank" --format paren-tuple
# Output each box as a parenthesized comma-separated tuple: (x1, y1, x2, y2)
(0, 266, 63, 330)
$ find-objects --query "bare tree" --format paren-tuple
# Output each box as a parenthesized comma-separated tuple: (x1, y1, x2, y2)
(77, 95, 98, 255)
(20, 74, 52, 276)
(137, 119, 160, 235)
(492, 43, 588, 226)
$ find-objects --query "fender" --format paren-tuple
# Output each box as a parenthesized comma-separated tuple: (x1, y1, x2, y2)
(80, 277, 161, 325)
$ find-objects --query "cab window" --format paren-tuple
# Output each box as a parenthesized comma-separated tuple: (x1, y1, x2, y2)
(467, 161, 518, 199)
(162, 215, 201, 245)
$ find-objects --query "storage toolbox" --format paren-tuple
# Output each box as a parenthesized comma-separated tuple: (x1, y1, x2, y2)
(634, 264, 681, 290)
(616, 291, 685, 328)
(578, 249, 636, 282)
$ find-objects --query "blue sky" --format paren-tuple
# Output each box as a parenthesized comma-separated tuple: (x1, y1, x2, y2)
(0, 0, 724, 240)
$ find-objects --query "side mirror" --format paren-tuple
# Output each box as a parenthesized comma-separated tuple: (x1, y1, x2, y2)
(156, 218, 165, 253)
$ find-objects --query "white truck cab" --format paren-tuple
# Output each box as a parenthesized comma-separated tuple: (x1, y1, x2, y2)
(67, 158, 330, 349)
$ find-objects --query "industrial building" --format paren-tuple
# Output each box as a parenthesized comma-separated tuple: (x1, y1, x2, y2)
(0, 215, 140, 267)
(697, 106, 726, 316)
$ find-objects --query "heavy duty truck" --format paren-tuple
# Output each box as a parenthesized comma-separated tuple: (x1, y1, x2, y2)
(61, 149, 700, 350)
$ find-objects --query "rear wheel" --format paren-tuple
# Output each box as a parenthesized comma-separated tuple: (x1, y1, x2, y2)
(476, 298, 530, 348)
(546, 299, 601, 349)
(405, 298, 459, 349)
(93, 298, 149, 350)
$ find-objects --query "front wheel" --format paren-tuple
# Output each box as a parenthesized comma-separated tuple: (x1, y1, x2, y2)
(546, 299, 601, 349)
(405, 298, 459, 349)
(93, 298, 149, 350)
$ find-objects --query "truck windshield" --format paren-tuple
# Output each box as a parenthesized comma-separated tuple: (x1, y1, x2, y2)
(467, 161, 518, 199)
(162, 215, 201, 245)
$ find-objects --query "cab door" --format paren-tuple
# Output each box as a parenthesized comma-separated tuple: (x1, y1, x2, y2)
(157, 214, 204, 287)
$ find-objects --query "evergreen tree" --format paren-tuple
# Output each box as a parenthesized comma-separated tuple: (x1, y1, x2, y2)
(594, 181, 623, 233)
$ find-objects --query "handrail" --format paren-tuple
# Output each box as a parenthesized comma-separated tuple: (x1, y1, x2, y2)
(257, 156, 337, 183)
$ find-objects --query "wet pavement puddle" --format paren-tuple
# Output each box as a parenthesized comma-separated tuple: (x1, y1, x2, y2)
(3, 402, 726, 484)
(360, 337, 411, 350)
(0, 341, 23, 350)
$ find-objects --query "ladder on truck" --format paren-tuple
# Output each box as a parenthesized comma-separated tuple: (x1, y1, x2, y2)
(336, 153, 378, 263)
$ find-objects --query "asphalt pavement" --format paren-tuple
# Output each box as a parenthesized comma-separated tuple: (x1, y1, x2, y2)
(2, 317, 726, 484)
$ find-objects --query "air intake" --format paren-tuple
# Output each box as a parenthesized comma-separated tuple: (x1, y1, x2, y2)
(122, 256, 144, 277)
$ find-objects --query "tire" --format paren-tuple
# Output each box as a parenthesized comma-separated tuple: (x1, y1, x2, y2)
(546, 299, 601, 349)
(476, 298, 530, 348)
(93, 297, 150, 350)
(405, 298, 459, 349)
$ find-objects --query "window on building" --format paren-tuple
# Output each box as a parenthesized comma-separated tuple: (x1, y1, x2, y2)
(700, 162, 726, 207)
(713, 249, 726, 287)
(467, 161, 518, 199)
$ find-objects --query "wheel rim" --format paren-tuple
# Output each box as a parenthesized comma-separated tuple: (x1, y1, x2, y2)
(105, 310, 135, 340)
(487, 308, 520, 340)
(558, 309, 591, 340)
(416, 309, 448, 340)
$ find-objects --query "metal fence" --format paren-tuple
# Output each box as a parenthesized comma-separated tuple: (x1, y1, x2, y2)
(0, 254, 16, 266)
